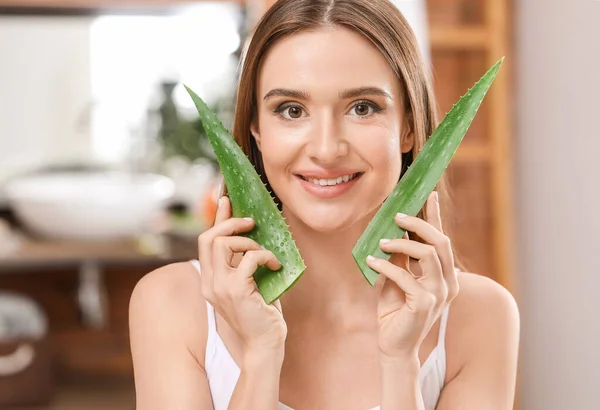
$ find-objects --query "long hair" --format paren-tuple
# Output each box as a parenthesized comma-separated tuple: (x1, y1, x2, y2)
(225, 0, 467, 271)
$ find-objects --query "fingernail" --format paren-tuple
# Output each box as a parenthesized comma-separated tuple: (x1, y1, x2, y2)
(396, 212, 407, 219)
(379, 239, 391, 245)
(217, 197, 224, 207)
(244, 217, 254, 222)
(366, 255, 376, 262)
(434, 191, 439, 203)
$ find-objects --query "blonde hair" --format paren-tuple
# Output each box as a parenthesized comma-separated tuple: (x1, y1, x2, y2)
(226, 0, 466, 270)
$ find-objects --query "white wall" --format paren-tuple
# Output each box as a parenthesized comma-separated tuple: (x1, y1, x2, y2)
(0, 7, 242, 203)
(0, 17, 93, 186)
(391, 0, 431, 68)
(515, 0, 600, 408)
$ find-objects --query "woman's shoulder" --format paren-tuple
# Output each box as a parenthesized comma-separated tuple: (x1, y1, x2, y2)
(129, 261, 209, 364)
(130, 261, 204, 305)
(445, 270, 520, 379)
(453, 270, 519, 319)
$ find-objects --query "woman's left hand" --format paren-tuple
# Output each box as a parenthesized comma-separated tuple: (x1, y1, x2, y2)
(366, 191, 460, 362)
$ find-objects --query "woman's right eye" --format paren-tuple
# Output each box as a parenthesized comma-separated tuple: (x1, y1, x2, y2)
(274, 104, 306, 121)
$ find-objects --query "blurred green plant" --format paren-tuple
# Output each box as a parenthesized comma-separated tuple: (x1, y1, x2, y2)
(156, 80, 222, 168)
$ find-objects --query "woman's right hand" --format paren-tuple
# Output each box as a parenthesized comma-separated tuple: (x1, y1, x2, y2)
(198, 195, 287, 358)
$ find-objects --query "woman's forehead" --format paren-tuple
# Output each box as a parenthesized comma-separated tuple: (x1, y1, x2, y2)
(257, 27, 401, 99)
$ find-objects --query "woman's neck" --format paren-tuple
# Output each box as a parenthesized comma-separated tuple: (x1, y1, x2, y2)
(279, 207, 380, 320)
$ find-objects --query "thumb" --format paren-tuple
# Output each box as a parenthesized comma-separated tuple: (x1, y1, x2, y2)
(272, 298, 284, 314)
(214, 195, 231, 226)
(374, 271, 387, 295)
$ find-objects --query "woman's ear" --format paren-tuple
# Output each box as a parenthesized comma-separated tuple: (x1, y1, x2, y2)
(250, 120, 262, 151)
(400, 123, 414, 154)
(400, 110, 414, 154)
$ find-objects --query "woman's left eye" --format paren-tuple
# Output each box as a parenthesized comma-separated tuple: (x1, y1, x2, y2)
(349, 101, 382, 117)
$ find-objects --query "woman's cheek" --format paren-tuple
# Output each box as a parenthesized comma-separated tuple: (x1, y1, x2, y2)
(262, 125, 307, 165)
(352, 127, 400, 164)
(258, 130, 298, 182)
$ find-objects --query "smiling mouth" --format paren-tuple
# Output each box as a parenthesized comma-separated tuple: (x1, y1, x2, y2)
(295, 172, 364, 186)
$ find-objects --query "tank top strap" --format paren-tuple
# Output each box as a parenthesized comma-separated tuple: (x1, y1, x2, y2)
(437, 305, 450, 348)
(189, 259, 201, 273)
(437, 266, 459, 351)
(189, 260, 218, 367)
(434, 304, 450, 373)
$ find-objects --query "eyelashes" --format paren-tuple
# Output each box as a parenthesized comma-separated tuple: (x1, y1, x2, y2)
(348, 100, 384, 117)
(273, 103, 305, 121)
(272, 100, 384, 122)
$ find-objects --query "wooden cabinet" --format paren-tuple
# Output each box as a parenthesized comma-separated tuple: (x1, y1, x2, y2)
(0, 234, 198, 382)
(0, 264, 158, 382)
(427, 0, 514, 292)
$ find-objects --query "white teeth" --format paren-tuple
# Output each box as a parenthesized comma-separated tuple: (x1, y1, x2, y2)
(305, 173, 358, 186)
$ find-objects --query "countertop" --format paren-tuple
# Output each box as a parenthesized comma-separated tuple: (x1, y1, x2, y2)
(0, 207, 199, 272)
(0, 234, 197, 271)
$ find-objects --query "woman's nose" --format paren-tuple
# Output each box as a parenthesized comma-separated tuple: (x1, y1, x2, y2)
(305, 117, 348, 163)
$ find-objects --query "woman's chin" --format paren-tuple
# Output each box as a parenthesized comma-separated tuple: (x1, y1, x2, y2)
(294, 211, 361, 233)
(305, 220, 347, 233)
(281, 198, 382, 234)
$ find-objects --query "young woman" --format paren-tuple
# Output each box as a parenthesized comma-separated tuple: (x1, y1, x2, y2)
(129, 1, 520, 409)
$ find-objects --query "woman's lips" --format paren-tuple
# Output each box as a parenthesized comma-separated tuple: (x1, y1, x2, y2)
(295, 173, 363, 198)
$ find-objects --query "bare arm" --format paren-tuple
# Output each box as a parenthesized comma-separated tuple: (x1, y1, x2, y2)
(229, 348, 284, 410)
(435, 274, 520, 410)
(129, 263, 285, 410)
(130, 264, 214, 410)
(380, 356, 425, 410)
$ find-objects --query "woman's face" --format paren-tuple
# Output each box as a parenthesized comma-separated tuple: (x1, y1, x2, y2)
(251, 27, 413, 233)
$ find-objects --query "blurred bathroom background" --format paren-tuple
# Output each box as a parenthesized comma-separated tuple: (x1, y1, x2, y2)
(0, 0, 597, 409)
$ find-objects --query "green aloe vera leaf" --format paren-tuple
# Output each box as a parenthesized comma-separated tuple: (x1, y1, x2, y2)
(185, 86, 306, 304)
(352, 57, 504, 285)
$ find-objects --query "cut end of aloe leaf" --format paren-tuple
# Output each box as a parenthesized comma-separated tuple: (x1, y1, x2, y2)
(352, 57, 504, 285)
(184, 85, 306, 304)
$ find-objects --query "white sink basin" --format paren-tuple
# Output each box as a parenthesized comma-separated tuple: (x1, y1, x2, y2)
(4, 171, 175, 241)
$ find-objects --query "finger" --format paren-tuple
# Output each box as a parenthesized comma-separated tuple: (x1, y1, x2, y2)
(236, 249, 282, 279)
(426, 193, 457, 290)
(366, 256, 424, 296)
(369, 257, 438, 314)
(373, 269, 388, 297)
(213, 236, 264, 268)
(214, 195, 231, 226)
(213, 247, 279, 303)
(374, 271, 407, 313)
(379, 283, 405, 317)
(377, 269, 407, 308)
(379, 238, 443, 282)
(273, 299, 284, 316)
(394, 208, 455, 283)
(394, 209, 447, 250)
(387, 230, 410, 271)
(198, 214, 255, 289)
(426, 191, 443, 232)
(198, 195, 230, 281)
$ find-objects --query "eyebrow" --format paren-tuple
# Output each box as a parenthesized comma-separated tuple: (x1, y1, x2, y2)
(263, 86, 393, 101)
(263, 88, 309, 101)
(340, 86, 393, 101)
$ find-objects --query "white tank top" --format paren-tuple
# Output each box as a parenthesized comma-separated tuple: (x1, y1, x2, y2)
(189, 259, 448, 410)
